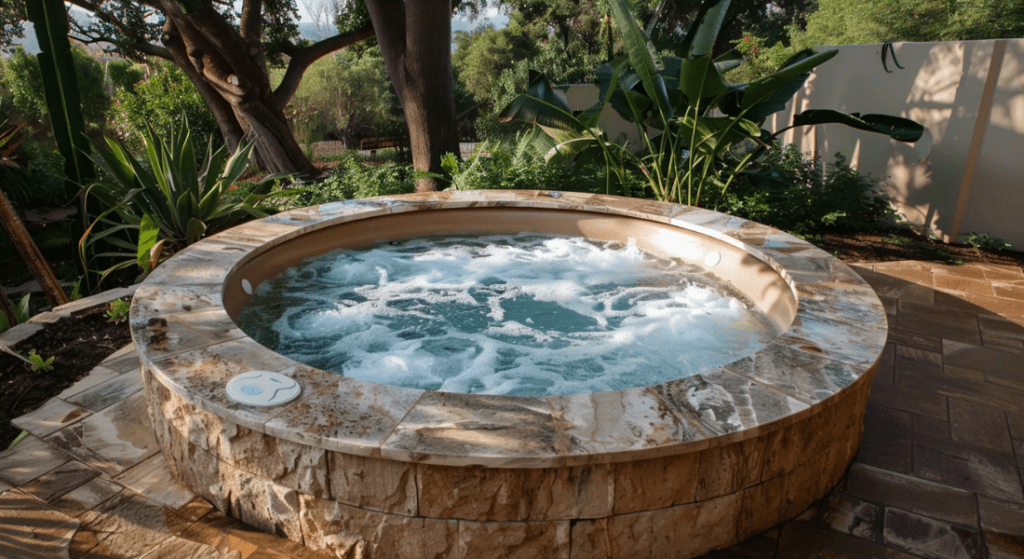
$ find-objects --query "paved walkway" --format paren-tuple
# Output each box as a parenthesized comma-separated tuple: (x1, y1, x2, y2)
(0, 260, 1022, 558)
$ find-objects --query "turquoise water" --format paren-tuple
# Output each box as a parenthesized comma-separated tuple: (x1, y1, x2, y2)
(235, 234, 777, 396)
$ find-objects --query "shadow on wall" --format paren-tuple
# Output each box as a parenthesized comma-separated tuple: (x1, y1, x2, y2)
(772, 39, 1024, 249)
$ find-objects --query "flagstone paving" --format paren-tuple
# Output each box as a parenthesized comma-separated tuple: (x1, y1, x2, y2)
(1, 260, 1022, 558)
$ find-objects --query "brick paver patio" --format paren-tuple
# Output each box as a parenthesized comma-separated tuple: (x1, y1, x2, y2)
(1, 260, 1022, 558)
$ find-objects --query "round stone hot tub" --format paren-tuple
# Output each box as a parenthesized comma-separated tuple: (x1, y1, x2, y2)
(132, 191, 887, 558)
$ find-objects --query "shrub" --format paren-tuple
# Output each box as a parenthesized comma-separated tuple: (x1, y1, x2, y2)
(286, 153, 418, 208)
(719, 143, 904, 235)
(0, 138, 65, 207)
(104, 59, 145, 95)
(281, 49, 401, 148)
(1, 46, 110, 132)
(443, 133, 637, 194)
(109, 61, 220, 151)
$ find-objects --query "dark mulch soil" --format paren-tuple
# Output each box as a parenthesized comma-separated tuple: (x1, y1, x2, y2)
(0, 305, 132, 448)
(1, 228, 1022, 451)
(816, 229, 1024, 270)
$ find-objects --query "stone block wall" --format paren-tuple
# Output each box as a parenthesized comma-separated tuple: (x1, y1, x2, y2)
(144, 364, 874, 559)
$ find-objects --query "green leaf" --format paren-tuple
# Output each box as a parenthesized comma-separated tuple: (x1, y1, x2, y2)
(7, 430, 28, 449)
(221, 141, 256, 187)
(14, 294, 30, 323)
(137, 214, 160, 272)
(792, 110, 925, 142)
(713, 49, 743, 74)
(677, 55, 729, 105)
(678, 0, 730, 58)
(26, 0, 94, 189)
(499, 72, 588, 140)
(608, 0, 671, 119)
(741, 49, 837, 111)
(674, 115, 761, 150)
(688, 0, 731, 57)
(185, 217, 207, 245)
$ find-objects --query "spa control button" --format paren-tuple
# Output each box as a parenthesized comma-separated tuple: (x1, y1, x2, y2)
(226, 371, 301, 406)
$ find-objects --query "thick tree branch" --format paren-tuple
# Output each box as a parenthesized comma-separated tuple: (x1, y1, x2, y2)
(239, 0, 263, 40)
(65, 0, 170, 60)
(161, 22, 245, 151)
(273, 22, 375, 106)
(157, 0, 263, 85)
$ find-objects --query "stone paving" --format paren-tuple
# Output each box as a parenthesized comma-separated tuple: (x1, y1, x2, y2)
(1, 260, 1022, 558)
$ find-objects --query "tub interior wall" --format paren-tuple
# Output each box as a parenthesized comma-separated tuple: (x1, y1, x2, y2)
(223, 208, 797, 332)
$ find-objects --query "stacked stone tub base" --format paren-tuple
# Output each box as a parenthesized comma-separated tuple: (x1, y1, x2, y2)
(133, 191, 887, 558)
(146, 369, 873, 558)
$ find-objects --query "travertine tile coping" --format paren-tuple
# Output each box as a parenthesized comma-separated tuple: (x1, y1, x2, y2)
(132, 190, 887, 468)
(131, 191, 887, 557)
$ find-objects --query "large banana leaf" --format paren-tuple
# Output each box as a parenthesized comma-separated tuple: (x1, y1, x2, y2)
(677, 55, 729, 107)
(608, 0, 671, 120)
(499, 72, 586, 137)
(674, 115, 761, 153)
(677, 0, 731, 59)
(792, 110, 925, 142)
(686, 0, 731, 58)
(713, 49, 743, 74)
(739, 49, 838, 114)
(596, 61, 655, 123)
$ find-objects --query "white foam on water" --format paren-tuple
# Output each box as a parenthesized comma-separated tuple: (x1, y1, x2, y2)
(235, 234, 780, 396)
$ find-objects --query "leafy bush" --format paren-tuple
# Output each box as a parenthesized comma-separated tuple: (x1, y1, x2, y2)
(109, 61, 220, 151)
(280, 48, 401, 147)
(718, 143, 903, 235)
(283, 154, 419, 208)
(1, 46, 110, 131)
(0, 133, 66, 207)
(442, 133, 637, 194)
(104, 59, 145, 95)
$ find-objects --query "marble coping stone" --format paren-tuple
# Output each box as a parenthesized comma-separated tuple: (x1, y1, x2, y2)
(131, 190, 887, 469)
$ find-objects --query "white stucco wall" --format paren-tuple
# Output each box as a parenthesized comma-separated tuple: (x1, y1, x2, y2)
(768, 40, 1024, 248)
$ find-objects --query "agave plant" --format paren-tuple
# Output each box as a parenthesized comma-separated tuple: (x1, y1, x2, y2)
(499, 0, 924, 207)
(80, 121, 300, 285)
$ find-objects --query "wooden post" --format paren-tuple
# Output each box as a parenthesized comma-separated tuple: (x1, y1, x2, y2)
(0, 189, 69, 307)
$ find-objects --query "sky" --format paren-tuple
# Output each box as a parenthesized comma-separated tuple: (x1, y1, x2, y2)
(6, 3, 511, 54)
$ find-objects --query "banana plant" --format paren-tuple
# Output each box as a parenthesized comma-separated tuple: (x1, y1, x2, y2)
(79, 120, 302, 285)
(500, 0, 924, 207)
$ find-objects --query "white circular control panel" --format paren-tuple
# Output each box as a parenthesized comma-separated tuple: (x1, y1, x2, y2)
(226, 371, 301, 406)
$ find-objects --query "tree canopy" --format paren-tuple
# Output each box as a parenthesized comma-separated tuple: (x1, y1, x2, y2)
(0, 0, 376, 175)
(793, 0, 1024, 46)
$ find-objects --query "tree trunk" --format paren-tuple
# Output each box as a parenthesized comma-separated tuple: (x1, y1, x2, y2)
(163, 29, 246, 153)
(158, 3, 318, 176)
(0, 190, 68, 307)
(366, 0, 461, 192)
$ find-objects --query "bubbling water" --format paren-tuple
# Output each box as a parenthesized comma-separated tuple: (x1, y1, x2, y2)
(235, 234, 780, 396)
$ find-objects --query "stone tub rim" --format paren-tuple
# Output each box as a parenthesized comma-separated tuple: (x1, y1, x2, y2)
(131, 190, 887, 469)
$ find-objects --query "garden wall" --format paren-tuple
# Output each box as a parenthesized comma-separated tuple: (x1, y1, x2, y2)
(769, 39, 1024, 248)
